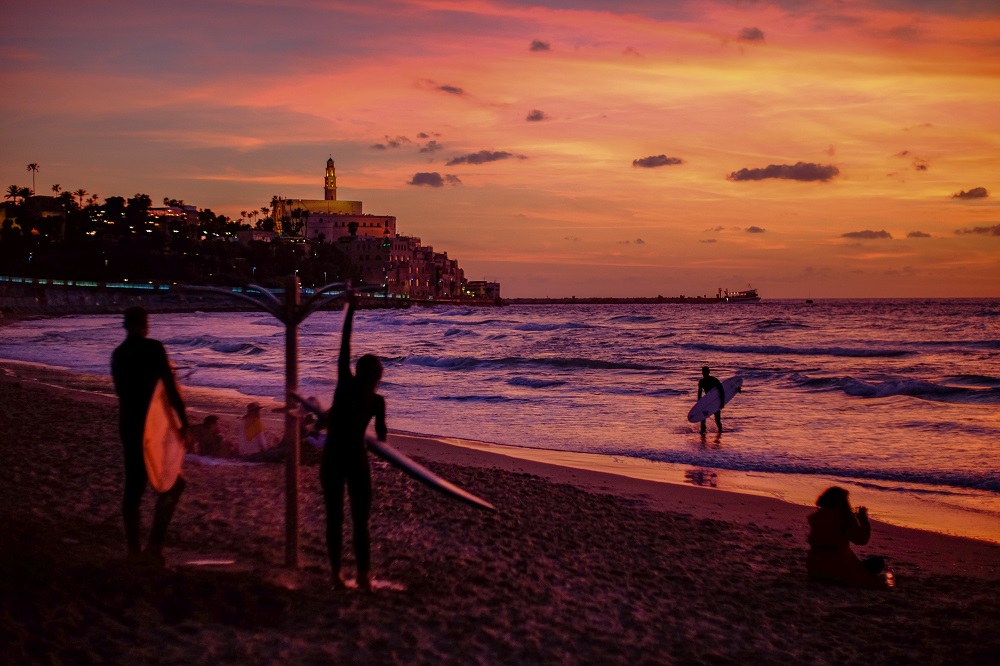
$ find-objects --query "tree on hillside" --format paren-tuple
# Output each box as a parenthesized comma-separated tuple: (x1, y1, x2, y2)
(26, 163, 39, 195)
(57, 191, 78, 212)
(289, 207, 306, 235)
(125, 193, 152, 227)
(73, 188, 88, 208)
(5, 185, 23, 204)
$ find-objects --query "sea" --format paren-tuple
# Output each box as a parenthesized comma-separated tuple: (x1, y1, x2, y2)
(2, 299, 998, 543)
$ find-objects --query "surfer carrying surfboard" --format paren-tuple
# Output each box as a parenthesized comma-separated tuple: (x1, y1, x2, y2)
(321, 291, 387, 591)
(111, 306, 190, 564)
(697, 366, 725, 434)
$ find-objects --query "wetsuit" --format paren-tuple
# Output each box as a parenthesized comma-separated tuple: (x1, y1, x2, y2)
(698, 374, 725, 433)
(111, 334, 188, 556)
(321, 305, 387, 581)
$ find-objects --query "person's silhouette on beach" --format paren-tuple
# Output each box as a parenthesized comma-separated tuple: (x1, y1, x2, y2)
(697, 366, 725, 434)
(111, 306, 189, 565)
(321, 291, 387, 591)
(806, 486, 887, 589)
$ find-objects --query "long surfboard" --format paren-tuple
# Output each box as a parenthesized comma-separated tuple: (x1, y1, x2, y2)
(687, 375, 743, 423)
(143, 379, 186, 492)
(289, 391, 496, 512)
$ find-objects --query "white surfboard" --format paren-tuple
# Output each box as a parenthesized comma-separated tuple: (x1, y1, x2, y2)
(687, 375, 743, 423)
(143, 379, 186, 492)
(289, 391, 496, 512)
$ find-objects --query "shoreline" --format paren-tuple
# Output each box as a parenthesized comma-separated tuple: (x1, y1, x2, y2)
(3, 358, 998, 577)
(3, 359, 1000, 663)
(2, 357, 999, 549)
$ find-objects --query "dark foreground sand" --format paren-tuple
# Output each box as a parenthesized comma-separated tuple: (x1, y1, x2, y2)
(1, 362, 998, 665)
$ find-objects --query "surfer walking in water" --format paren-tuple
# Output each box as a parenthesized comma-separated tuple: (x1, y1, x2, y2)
(111, 306, 190, 565)
(697, 366, 725, 434)
(321, 291, 387, 591)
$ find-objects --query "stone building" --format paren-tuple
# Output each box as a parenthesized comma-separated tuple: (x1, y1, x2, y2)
(271, 158, 493, 301)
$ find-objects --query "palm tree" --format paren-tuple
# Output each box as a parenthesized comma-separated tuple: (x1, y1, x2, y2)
(73, 188, 88, 208)
(5, 185, 22, 204)
(26, 163, 39, 195)
(52, 184, 61, 194)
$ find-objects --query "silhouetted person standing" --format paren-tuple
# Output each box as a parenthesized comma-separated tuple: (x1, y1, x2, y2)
(111, 306, 189, 564)
(322, 292, 387, 591)
(698, 366, 725, 434)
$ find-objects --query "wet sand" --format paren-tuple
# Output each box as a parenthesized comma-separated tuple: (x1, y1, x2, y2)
(2, 361, 998, 664)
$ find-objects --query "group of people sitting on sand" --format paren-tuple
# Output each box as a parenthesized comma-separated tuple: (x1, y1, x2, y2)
(186, 401, 323, 464)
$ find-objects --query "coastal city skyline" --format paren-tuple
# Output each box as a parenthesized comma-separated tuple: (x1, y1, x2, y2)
(2, 1, 998, 298)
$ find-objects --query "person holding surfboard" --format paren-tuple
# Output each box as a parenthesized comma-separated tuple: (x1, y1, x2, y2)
(111, 306, 190, 565)
(321, 290, 387, 591)
(697, 366, 725, 434)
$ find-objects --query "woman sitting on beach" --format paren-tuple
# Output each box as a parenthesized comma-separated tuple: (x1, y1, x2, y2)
(321, 291, 387, 591)
(807, 486, 887, 589)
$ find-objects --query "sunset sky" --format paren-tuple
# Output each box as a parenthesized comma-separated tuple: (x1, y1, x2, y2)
(2, 0, 998, 298)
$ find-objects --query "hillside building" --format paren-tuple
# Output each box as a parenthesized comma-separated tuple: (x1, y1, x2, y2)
(270, 158, 496, 301)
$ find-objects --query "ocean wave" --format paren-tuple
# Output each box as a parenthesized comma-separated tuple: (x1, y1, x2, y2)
(210, 342, 266, 355)
(609, 315, 658, 323)
(508, 376, 568, 389)
(683, 342, 913, 358)
(443, 328, 477, 337)
(838, 377, 1000, 404)
(198, 361, 273, 373)
(435, 394, 530, 404)
(947, 374, 1000, 388)
(402, 354, 661, 372)
(598, 448, 1000, 493)
(514, 322, 595, 332)
(750, 318, 811, 331)
(647, 388, 686, 397)
(164, 335, 220, 349)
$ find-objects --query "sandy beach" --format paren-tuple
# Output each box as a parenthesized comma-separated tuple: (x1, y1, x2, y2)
(2, 360, 999, 665)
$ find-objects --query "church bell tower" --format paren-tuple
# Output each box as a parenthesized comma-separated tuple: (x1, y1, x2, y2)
(324, 157, 337, 201)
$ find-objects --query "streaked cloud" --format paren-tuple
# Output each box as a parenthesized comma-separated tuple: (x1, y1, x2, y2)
(739, 27, 765, 42)
(907, 231, 931, 238)
(842, 230, 893, 240)
(746, 226, 766, 234)
(632, 155, 684, 169)
(728, 163, 840, 182)
(409, 172, 462, 187)
(953, 187, 989, 199)
(371, 135, 411, 150)
(955, 224, 1000, 236)
(445, 150, 527, 166)
(526, 109, 548, 122)
(529, 40, 551, 52)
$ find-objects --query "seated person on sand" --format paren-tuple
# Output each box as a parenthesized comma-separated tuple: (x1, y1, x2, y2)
(188, 415, 235, 458)
(237, 402, 280, 459)
(807, 486, 887, 589)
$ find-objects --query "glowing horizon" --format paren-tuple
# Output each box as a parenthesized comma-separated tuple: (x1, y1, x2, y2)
(2, 0, 998, 297)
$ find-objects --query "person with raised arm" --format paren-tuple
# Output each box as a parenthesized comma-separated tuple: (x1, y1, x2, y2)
(321, 291, 387, 591)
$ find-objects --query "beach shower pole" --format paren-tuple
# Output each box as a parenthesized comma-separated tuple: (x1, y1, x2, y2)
(183, 278, 367, 569)
(284, 274, 301, 568)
